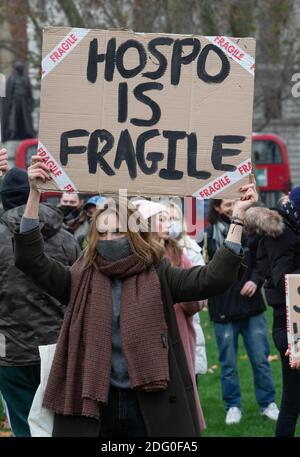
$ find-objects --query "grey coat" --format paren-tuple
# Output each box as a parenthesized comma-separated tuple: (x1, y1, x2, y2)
(0, 204, 81, 366)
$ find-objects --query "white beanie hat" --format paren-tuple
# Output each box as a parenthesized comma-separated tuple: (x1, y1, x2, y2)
(132, 199, 168, 220)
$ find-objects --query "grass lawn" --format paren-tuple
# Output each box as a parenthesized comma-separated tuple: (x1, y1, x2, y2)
(199, 306, 300, 437)
(0, 399, 12, 437)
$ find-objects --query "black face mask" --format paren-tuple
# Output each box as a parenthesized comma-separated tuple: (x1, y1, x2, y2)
(96, 238, 132, 261)
(59, 205, 76, 217)
(60, 206, 81, 226)
(221, 214, 231, 225)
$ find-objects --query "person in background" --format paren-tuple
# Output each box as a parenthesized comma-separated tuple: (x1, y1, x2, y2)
(78, 195, 107, 249)
(83, 196, 106, 223)
(133, 199, 206, 432)
(0, 159, 81, 437)
(245, 187, 300, 437)
(167, 202, 208, 380)
(203, 198, 278, 425)
(58, 192, 88, 243)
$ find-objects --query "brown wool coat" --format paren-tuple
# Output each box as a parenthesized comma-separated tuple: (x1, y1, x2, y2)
(14, 228, 246, 437)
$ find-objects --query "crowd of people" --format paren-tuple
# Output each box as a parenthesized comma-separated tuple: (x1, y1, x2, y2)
(0, 147, 299, 437)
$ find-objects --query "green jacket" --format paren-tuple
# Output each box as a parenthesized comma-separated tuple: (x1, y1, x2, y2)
(14, 227, 245, 437)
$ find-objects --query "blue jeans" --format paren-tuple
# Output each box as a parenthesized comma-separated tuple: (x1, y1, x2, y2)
(214, 313, 275, 411)
(99, 385, 147, 437)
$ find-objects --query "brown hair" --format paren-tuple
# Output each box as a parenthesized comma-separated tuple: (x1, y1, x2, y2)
(83, 198, 164, 267)
(208, 199, 223, 224)
(164, 238, 182, 267)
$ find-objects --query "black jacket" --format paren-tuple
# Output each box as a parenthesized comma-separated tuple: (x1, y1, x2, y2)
(246, 206, 300, 317)
(0, 204, 81, 366)
(205, 223, 265, 323)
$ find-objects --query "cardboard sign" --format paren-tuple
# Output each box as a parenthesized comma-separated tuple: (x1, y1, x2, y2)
(285, 275, 300, 365)
(37, 27, 256, 198)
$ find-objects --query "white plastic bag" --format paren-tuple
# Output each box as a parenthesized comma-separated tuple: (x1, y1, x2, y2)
(28, 344, 56, 437)
(193, 314, 208, 375)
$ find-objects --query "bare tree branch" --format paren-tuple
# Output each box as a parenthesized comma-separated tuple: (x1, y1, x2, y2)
(56, 0, 85, 27)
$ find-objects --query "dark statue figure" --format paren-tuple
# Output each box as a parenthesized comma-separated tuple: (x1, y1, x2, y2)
(1, 61, 35, 142)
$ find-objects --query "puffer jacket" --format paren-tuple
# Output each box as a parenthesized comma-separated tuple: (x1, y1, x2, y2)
(0, 203, 81, 366)
(245, 206, 300, 316)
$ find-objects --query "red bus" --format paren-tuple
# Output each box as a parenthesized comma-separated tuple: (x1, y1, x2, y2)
(252, 133, 291, 207)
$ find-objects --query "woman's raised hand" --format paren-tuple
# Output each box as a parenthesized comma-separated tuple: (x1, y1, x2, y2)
(27, 155, 52, 191)
(232, 174, 258, 219)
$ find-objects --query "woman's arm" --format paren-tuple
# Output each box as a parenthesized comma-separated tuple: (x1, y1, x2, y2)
(225, 176, 257, 246)
(14, 156, 71, 305)
(165, 176, 258, 303)
(14, 227, 71, 305)
(165, 244, 245, 303)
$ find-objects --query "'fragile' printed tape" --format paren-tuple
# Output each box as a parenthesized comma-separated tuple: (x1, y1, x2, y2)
(37, 141, 77, 192)
(41, 28, 90, 79)
(205, 36, 255, 76)
(41, 30, 254, 79)
(193, 159, 252, 199)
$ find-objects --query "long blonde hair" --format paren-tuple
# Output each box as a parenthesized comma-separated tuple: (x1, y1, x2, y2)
(84, 198, 164, 267)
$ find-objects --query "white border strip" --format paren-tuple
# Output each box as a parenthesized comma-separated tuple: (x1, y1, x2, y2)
(41, 28, 90, 79)
(37, 141, 77, 192)
(285, 275, 293, 366)
(205, 36, 255, 76)
(193, 158, 252, 199)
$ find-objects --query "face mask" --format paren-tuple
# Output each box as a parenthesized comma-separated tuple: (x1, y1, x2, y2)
(96, 237, 132, 261)
(60, 205, 77, 218)
(220, 214, 231, 225)
(168, 221, 182, 240)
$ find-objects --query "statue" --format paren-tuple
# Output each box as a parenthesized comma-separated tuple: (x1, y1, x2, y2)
(1, 61, 35, 142)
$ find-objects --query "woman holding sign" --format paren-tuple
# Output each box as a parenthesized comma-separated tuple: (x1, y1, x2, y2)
(13, 155, 257, 437)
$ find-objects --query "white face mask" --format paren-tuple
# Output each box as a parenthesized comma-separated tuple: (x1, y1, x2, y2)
(168, 220, 182, 240)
